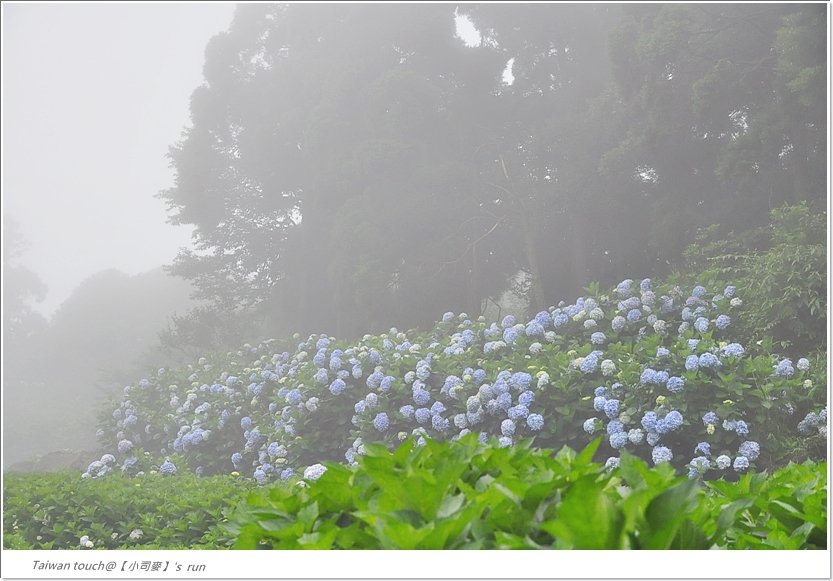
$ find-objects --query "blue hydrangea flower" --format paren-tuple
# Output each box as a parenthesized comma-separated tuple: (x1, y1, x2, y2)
(715, 315, 731, 330)
(698, 353, 720, 368)
(527, 414, 544, 431)
(695, 442, 710, 456)
(399, 405, 415, 418)
(610, 432, 628, 449)
(160, 459, 177, 476)
(626, 309, 641, 322)
(693, 317, 709, 333)
(583, 418, 598, 434)
(379, 376, 395, 393)
(616, 279, 634, 296)
(715, 455, 731, 469)
(415, 408, 431, 424)
(611, 316, 626, 332)
(580, 353, 599, 374)
(656, 347, 670, 358)
(774, 358, 795, 378)
(442, 312, 454, 323)
(496, 392, 512, 411)
(665, 410, 683, 431)
(733, 456, 749, 471)
(652, 446, 673, 465)
(604, 399, 620, 420)
(692, 285, 707, 298)
(641, 411, 658, 433)
(430, 401, 446, 416)
(117, 439, 133, 454)
(666, 376, 685, 393)
(286, 389, 302, 405)
(721, 343, 745, 358)
(431, 415, 450, 431)
(734, 420, 749, 436)
(607, 420, 625, 435)
(534, 311, 551, 327)
(640, 278, 652, 292)
(501, 419, 516, 436)
(724, 285, 736, 298)
(593, 396, 607, 412)
(685, 355, 699, 371)
(796, 358, 810, 372)
(525, 321, 545, 337)
(509, 372, 532, 390)
(591, 332, 606, 345)
(329, 378, 346, 396)
(619, 297, 641, 311)
(373, 413, 389, 432)
(738, 441, 760, 460)
(702, 411, 719, 425)
(604, 457, 620, 471)
(508, 405, 530, 421)
(519, 391, 535, 407)
(647, 432, 661, 446)
(413, 389, 431, 406)
(688, 456, 710, 479)
(501, 315, 516, 328)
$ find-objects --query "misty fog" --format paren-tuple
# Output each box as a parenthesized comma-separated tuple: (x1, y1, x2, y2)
(2, 2, 826, 475)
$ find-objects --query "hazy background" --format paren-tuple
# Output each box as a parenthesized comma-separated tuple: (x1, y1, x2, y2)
(4, 2, 234, 315)
(2, 3, 825, 468)
(3, 3, 235, 466)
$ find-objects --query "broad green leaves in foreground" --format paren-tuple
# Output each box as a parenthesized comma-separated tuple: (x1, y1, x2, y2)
(226, 435, 827, 550)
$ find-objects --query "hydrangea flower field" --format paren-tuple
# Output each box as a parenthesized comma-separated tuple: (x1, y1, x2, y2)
(5, 277, 826, 550)
(90, 277, 825, 483)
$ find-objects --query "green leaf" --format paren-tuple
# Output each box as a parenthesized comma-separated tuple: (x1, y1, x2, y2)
(541, 474, 623, 549)
(641, 479, 699, 549)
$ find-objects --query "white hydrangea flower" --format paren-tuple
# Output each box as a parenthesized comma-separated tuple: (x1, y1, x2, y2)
(303, 464, 327, 481)
(601, 359, 616, 376)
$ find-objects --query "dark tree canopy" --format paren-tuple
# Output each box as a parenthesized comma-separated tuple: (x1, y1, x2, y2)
(160, 3, 826, 340)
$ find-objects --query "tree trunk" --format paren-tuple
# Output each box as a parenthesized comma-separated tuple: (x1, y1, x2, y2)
(523, 225, 547, 315)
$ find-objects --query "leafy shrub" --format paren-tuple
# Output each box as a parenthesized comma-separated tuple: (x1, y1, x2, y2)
(683, 202, 826, 355)
(2, 471, 252, 549)
(86, 274, 824, 484)
(226, 435, 827, 549)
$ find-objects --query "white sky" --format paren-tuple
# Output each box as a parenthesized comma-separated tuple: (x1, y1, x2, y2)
(2, 2, 236, 316)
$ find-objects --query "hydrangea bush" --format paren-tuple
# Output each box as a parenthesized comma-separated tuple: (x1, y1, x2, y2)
(89, 278, 826, 484)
